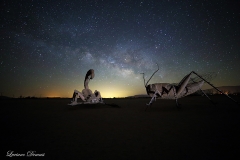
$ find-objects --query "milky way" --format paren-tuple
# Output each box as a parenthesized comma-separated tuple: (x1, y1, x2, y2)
(1, 0, 239, 97)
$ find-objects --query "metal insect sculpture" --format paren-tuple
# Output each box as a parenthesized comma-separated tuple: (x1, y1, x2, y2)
(68, 69, 103, 106)
(141, 64, 239, 110)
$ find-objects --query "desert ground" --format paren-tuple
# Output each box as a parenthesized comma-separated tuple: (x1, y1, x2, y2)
(1, 95, 240, 159)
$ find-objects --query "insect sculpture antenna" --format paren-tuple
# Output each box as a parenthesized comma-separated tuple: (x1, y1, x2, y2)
(140, 73, 146, 87)
(145, 63, 159, 87)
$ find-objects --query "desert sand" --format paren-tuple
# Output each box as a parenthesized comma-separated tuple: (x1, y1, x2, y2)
(1, 95, 240, 159)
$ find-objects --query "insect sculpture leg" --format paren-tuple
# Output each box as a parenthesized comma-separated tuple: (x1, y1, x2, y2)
(145, 90, 162, 111)
(146, 92, 156, 105)
(199, 88, 217, 106)
(174, 71, 196, 108)
(192, 71, 239, 106)
(177, 72, 193, 96)
(173, 86, 180, 108)
(190, 78, 216, 106)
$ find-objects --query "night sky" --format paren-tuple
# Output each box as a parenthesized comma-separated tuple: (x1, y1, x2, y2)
(1, 0, 239, 98)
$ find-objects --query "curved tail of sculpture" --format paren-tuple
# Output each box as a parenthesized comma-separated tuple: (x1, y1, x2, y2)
(84, 69, 95, 89)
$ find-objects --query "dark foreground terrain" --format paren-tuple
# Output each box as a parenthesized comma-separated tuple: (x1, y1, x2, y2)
(1, 95, 240, 159)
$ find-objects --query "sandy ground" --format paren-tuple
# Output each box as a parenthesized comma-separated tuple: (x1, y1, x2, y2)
(1, 95, 240, 159)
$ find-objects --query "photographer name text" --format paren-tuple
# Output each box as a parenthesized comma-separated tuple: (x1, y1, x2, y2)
(6, 150, 45, 157)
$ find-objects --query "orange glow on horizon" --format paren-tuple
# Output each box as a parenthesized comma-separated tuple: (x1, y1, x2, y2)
(41, 92, 121, 98)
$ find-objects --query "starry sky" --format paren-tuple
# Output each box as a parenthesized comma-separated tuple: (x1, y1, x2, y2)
(1, 0, 239, 98)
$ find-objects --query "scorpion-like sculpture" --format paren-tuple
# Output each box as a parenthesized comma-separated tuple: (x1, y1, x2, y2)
(68, 69, 103, 105)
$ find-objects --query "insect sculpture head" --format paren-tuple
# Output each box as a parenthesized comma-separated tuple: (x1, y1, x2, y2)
(145, 84, 159, 97)
(141, 64, 159, 97)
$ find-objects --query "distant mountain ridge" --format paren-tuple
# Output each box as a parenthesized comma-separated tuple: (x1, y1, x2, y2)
(126, 94, 149, 98)
(204, 85, 240, 94)
(0, 95, 12, 99)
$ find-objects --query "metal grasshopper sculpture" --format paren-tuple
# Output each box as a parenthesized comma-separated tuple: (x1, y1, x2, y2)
(68, 69, 103, 106)
(141, 64, 238, 110)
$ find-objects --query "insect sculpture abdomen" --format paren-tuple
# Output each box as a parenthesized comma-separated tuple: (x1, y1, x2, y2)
(176, 80, 204, 99)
